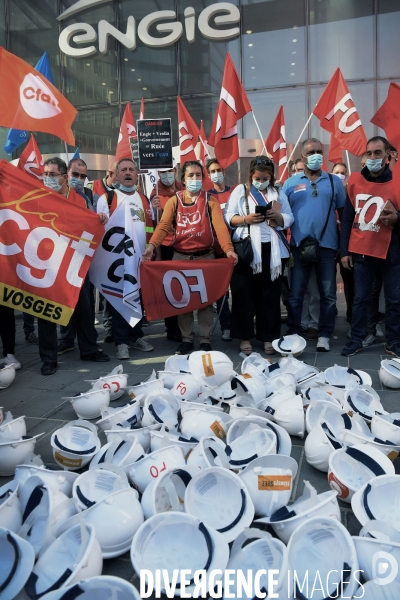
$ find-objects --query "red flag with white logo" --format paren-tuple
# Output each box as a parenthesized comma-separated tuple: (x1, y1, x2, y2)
(265, 106, 288, 182)
(177, 96, 199, 163)
(198, 120, 212, 191)
(139, 97, 145, 120)
(17, 134, 44, 181)
(313, 68, 367, 157)
(328, 134, 343, 164)
(371, 82, 400, 151)
(209, 53, 252, 169)
(0, 47, 76, 145)
(116, 103, 136, 161)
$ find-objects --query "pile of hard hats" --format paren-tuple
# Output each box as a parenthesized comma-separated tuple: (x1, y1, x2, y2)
(2, 348, 400, 599)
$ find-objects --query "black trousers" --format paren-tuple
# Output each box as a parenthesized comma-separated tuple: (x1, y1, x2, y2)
(58, 277, 98, 355)
(0, 305, 15, 356)
(230, 242, 284, 342)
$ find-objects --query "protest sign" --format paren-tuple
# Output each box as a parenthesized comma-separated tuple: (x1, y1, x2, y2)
(137, 118, 173, 170)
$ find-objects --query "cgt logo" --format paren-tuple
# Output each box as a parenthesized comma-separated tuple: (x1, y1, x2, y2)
(20, 74, 61, 120)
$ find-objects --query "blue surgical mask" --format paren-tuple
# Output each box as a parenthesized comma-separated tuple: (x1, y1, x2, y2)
(186, 179, 202, 193)
(307, 154, 323, 171)
(119, 183, 137, 193)
(43, 176, 63, 192)
(112, 181, 120, 189)
(252, 179, 269, 190)
(160, 172, 175, 186)
(210, 172, 224, 185)
(69, 177, 85, 191)
(366, 158, 384, 173)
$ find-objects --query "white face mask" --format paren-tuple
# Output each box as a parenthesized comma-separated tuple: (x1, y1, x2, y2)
(210, 172, 224, 185)
(252, 179, 269, 191)
(160, 172, 175, 186)
(334, 173, 346, 181)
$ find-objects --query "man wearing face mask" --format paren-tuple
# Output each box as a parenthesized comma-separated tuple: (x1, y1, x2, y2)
(340, 136, 400, 358)
(96, 158, 155, 358)
(282, 138, 346, 352)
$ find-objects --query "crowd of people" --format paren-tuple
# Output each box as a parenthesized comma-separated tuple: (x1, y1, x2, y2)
(1, 134, 399, 374)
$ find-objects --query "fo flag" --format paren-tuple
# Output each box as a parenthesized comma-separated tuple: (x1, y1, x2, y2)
(371, 82, 400, 151)
(177, 96, 199, 163)
(313, 68, 367, 157)
(140, 258, 234, 321)
(0, 160, 103, 325)
(0, 47, 77, 146)
(90, 199, 142, 327)
(116, 103, 136, 161)
(209, 53, 252, 169)
(328, 135, 342, 164)
(17, 134, 44, 181)
(265, 106, 288, 182)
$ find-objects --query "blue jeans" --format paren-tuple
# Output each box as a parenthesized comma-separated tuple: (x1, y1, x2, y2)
(351, 257, 400, 346)
(111, 305, 143, 346)
(288, 246, 337, 338)
(23, 313, 35, 336)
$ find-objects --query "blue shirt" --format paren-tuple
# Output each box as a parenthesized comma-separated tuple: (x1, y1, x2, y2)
(282, 171, 346, 250)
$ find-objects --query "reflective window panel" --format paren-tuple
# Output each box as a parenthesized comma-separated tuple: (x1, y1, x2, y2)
(378, 0, 400, 78)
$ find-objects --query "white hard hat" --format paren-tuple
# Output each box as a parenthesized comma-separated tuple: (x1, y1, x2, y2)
(184, 467, 255, 542)
(164, 354, 190, 373)
(186, 435, 230, 470)
(0, 434, 44, 477)
(328, 444, 395, 504)
(149, 426, 198, 458)
(0, 527, 35, 600)
(287, 362, 321, 386)
(105, 423, 161, 452)
(379, 359, 400, 388)
(87, 365, 128, 401)
(178, 397, 223, 415)
(225, 428, 277, 470)
(130, 512, 229, 597)
(226, 416, 275, 445)
(36, 576, 141, 600)
(304, 420, 344, 472)
(207, 380, 237, 403)
(189, 351, 234, 388)
(73, 464, 130, 510)
(228, 401, 273, 421)
(127, 378, 164, 404)
(141, 465, 200, 519)
(357, 580, 400, 599)
(324, 364, 363, 388)
(272, 334, 306, 357)
(305, 400, 347, 434)
(62, 389, 110, 420)
(240, 352, 272, 376)
(231, 373, 266, 404)
(50, 421, 100, 471)
(258, 391, 305, 438)
(343, 385, 384, 422)
(301, 386, 341, 411)
(142, 393, 179, 429)
(26, 521, 102, 598)
(0, 480, 22, 533)
(0, 363, 15, 389)
(170, 374, 202, 402)
(351, 474, 400, 529)
(90, 436, 145, 471)
(339, 424, 400, 460)
(295, 371, 326, 395)
(287, 516, 359, 600)
(352, 520, 400, 585)
(255, 481, 340, 544)
(14, 454, 78, 497)
(267, 371, 297, 391)
(157, 370, 181, 389)
(180, 408, 232, 441)
(0, 412, 26, 441)
(238, 454, 298, 517)
(127, 445, 186, 493)
(371, 412, 400, 445)
(95, 398, 142, 432)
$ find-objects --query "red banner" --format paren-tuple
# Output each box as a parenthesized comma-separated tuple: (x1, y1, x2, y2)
(140, 258, 234, 321)
(0, 160, 104, 325)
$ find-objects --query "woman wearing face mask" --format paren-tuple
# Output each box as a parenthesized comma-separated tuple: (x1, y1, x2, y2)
(142, 160, 238, 355)
(224, 156, 294, 355)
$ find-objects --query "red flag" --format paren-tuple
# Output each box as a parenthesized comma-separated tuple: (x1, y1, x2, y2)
(265, 106, 288, 182)
(209, 53, 252, 169)
(140, 258, 234, 321)
(139, 97, 145, 120)
(177, 96, 199, 163)
(116, 103, 136, 161)
(371, 82, 400, 151)
(198, 120, 212, 191)
(328, 134, 343, 164)
(0, 47, 76, 145)
(17, 134, 44, 181)
(313, 68, 367, 157)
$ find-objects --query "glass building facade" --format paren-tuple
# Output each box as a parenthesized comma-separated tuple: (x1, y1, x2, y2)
(1, 0, 400, 178)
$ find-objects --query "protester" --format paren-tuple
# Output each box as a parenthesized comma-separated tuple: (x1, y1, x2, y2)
(332, 162, 348, 184)
(224, 156, 293, 355)
(142, 160, 237, 354)
(282, 138, 346, 352)
(97, 158, 155, 358)
(340, 136, 400, 357)
(150, 160, 183, 343)
(293, 158, 305, 174)
(0, 306, 21, 370)
(388, 143, 398, 170)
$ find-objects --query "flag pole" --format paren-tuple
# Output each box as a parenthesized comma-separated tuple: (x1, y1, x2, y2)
(64, 142, 69, 163)
(345, 150, 352, 175)
(252, 112, 268, 156)
(280, 110, 314, 179)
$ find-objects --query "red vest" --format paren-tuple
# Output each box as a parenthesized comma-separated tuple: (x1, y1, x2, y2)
(210, 184, 237, 209)
(153, 180, 183, 246)
(348, 172, 397, 259)
(110, 191, 154, 244)
(173, 190, 214, 253)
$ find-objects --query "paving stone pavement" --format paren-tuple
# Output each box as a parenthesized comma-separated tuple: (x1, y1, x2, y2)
(1, 291, 399, 593)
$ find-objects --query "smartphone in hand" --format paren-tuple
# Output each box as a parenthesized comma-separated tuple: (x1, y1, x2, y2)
(255, 205, 267, 220)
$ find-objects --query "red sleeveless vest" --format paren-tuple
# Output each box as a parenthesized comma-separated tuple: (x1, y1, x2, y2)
(173, 190, 214, 253)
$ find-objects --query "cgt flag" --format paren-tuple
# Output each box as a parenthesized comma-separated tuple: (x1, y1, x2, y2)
(17, 134, 44, 181)
(116, 102, 137, 161)
(0, 159, 103, 325)
(140, 258, 234, 321)
(313, 68, 367, 157)
(177, 96, 199, 163)
(89, 199, 142, 327)
(0, 47, 77, 146)
(265, 106, 288, 182)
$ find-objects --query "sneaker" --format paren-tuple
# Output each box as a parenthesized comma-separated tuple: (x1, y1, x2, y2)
(362, 334, 376, 348)
(130, 338, 154, 352)
(116, 344, 129, 359)
(221, 330, 232, 342)
(385, 344, 400, 358)
(317, 337, 330, 352)
(41, 362, 57, 376)
(200, 343, 212, 352)
(176, 342, 195, 355)
(4, 354, 21, 370)
(80, 351, 110, 362)
(375, 324, 384, 338)
(57, 341, 75, 355)
(341, 341, 363, 357)
(25, 332, 38, 344)
(306, 328, 319, 340)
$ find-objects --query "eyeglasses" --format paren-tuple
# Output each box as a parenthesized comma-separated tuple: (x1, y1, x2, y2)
(69, 171, 87, 180)
(253, 156, 273, 167)
(311, 181, 318, 197)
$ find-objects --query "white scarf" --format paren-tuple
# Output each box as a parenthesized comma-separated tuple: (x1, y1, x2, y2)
(247, 188, 282, 280)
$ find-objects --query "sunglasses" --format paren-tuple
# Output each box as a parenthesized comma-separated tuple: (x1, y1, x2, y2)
(311, 181, 318, 197)
(253, 156, 273, 167)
